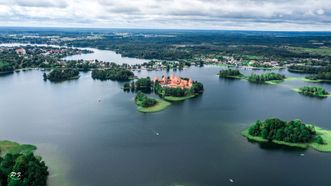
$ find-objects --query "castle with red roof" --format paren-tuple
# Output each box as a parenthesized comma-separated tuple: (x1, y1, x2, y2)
(153, 75, 193, 89)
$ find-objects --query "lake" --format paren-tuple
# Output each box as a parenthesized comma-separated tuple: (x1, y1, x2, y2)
(63, 47, 149, 64)
(1, 65, 331, 185)
(0, 43, 149, 64)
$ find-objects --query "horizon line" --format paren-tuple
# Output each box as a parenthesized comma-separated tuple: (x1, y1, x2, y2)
(0, 26, 331, 33)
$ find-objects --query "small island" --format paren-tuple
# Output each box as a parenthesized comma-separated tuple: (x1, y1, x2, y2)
(91, 65, 134, 81)
(153, 75, 204, 102)
(135, 92, 170, 113)
(294, 86, 330, 98)
(218, 69, 244, 79)
(44, 68, 80, 82)
(248, 73, 286, 84)
(0, 140, 49, 185)
(126, 75, 204, 113)
(241, 118, 331, 152)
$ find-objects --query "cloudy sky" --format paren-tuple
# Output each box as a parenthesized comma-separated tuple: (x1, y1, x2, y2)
(0, 0, 330, 31)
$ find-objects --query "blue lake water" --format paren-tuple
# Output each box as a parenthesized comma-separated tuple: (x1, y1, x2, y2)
(0, 54, 331, 185)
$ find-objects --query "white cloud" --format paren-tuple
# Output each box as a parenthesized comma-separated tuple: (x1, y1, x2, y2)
(0, 0, 330, 31)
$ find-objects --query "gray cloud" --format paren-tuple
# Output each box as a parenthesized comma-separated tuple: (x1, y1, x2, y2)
(0, 0, 330, 31)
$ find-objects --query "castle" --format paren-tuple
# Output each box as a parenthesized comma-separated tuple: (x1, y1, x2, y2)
(153, 74, 193, 89)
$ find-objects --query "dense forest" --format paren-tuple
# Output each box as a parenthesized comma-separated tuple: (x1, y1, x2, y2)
(248, 73, 286, 83)
(288, 65, 331, 74)
(91, 65, 134, 81)
(0, 153, 49, 186)
(44, 68, 79, 82)
(307, 72, 331, 82)
(248, 118, 321, 144)
(298, 86, 329, 98)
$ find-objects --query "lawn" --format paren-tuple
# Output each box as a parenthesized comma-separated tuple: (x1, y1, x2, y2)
(0, 140, 36, 155)
(163, 94, 197, 102)
(137, 99, 171, 113)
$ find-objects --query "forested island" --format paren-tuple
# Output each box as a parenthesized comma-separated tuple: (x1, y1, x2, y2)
(294, 86, 329, 98)
(248, 73, 286, 84)
(125, 75, 204, 112)
(154, 76, 204, 102)
(134, 92, 170, 113)
(0, 140, 49, 185)
(44, 68, 79, 82)
(218, 69, 243, 79)
(242, 118, 331, 152)
(92, 65, 134, 81)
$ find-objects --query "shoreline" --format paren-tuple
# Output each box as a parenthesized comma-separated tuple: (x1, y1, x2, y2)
(163, 94, 197, 102)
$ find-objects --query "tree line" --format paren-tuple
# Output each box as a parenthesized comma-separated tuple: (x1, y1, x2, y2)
(288, 65, 331, 74)
(248, 73, 285, 83)
(92, 66, 134, 81)
(248, 118, 323, 144)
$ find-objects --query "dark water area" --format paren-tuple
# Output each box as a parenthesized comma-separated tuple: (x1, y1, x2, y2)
(0, 66, 331, 186)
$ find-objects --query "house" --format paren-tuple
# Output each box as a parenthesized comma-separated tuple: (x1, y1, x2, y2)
(15, 48, 26, 55)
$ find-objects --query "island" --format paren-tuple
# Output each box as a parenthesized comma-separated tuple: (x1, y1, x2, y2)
(0, 140, 49, 185)
(126, 75, 204, 113)
(135, 92, 170, 113)
(248, 73, 286, 84)
(44, 68, 80, 82)
(218, 69, 244, 79)
(306, 72, 331, 83)
(241, 118, 331, 152)
(91, 64, 134, 81)
(153, 75, 204, 101)
(294, 86, 330, 98)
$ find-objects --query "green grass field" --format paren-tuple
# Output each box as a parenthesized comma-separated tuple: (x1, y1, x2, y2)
(310, 127, 331, 152)
(266, 80, 285, 85)
(137, 99, 171, 113)
(286, 77, 322, 83)
(0, 140, 36, 155)
(163, 94, 197, 102)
